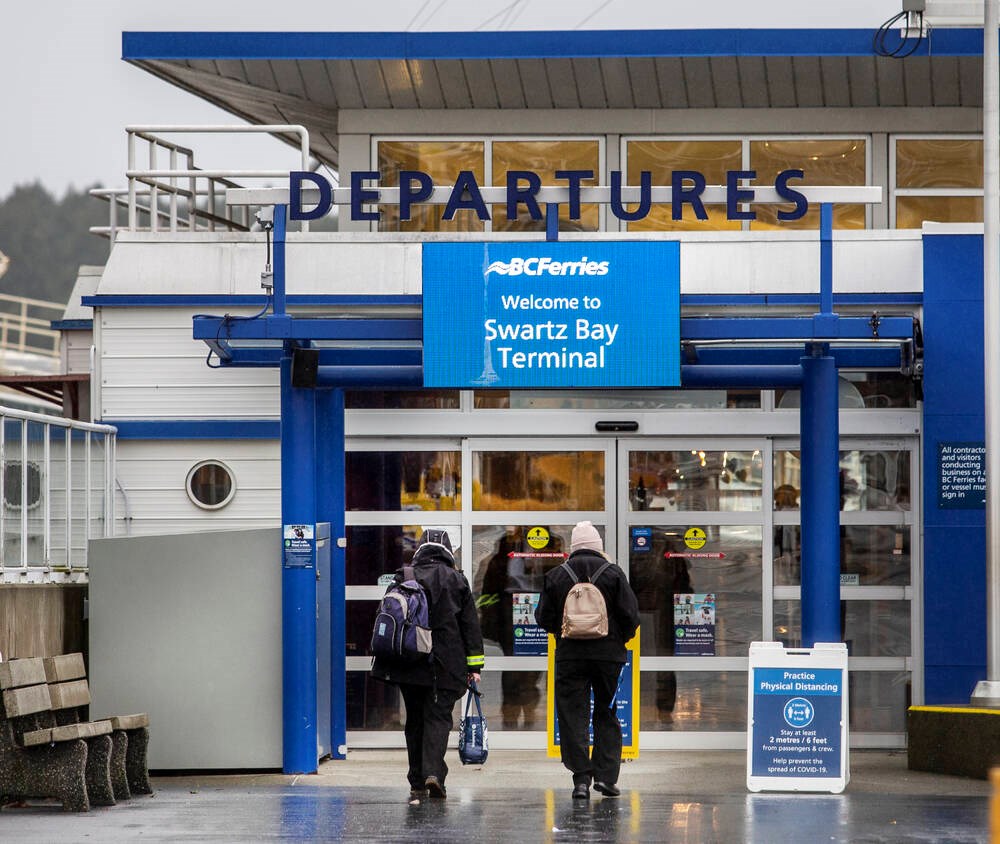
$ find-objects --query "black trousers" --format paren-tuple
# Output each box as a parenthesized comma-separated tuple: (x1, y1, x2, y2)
(554, 659, 624, 786)
(399, 683, 462, 789)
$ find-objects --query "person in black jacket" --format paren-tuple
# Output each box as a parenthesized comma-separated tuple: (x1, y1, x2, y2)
(535, 521, 640, 800)
(371, 529, 485, 802)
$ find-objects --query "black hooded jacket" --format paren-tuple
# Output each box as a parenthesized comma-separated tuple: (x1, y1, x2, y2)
(370, 542, 485, 693)
(535, 549, 641, 663)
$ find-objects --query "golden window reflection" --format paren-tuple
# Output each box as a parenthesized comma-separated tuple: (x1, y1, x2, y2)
(473, 451, 604, 511)
(896, 139, 982, 188)
(625, 140, 742, 231)
(492, 140, 601, 232)
(377, 140, 485, 232)
(896, 196, 983, 229)
(749, 139, 866, 231)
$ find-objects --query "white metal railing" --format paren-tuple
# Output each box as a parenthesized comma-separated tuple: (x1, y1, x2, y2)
(0, 294, 63, 370)
(90, 125, 311, 250)
(0, 406, 117, 584)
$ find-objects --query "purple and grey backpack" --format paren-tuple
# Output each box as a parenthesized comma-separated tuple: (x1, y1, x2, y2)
(371, 565, 433, 662)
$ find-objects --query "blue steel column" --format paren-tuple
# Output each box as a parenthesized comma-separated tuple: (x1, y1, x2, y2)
(281, 351, 318, 772)
(277, 197, 318, 772)
(799, 201, 842, 647)
(316, 387, 347, 759)
(799, 352, 841, 646)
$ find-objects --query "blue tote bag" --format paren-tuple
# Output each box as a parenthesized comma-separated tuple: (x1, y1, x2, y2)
(458, 681, 489, 765)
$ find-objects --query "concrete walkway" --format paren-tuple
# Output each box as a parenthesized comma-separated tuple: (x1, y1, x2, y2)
(0, 750, 991, 842)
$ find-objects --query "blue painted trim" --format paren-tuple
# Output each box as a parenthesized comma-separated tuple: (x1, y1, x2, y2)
(50, 319, 93, 330)
(122, 28, 982, 61)
(85, 292, 918, 309)
(680, 293, 923, 307)
(83, 294, 423, 308)
(107, 420, 279, 439)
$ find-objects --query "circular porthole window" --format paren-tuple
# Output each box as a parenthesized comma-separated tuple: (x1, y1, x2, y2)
(3, 461, 42, 510)
(186, 460, 236, 510)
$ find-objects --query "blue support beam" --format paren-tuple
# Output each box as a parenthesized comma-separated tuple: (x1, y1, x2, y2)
(799, 351, 842, 646)
(280, 349, 319, 773)
(681, 365, 803, 388)
(314, 366, 423, 387)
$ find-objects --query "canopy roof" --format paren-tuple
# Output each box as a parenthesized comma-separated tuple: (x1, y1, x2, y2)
(123, 27, 986, 171)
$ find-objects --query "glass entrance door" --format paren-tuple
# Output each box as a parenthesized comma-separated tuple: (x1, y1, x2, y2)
(466, 438, 615, 747)
(619, 439, 768, 749)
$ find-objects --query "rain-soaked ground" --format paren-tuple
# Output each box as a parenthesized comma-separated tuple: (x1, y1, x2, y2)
(0, 750, 990, 843)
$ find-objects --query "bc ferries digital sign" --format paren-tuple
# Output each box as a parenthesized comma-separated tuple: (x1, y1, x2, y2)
(422, 242, 680, 389)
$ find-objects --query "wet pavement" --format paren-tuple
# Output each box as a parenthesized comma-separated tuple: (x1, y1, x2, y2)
(0, 750, 991, 842)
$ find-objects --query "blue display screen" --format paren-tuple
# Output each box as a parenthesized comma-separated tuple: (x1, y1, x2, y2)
(422, 241, 680, 389)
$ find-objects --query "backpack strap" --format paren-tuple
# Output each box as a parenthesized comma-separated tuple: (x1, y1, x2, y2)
(559, 561, 580, 583)
(402, 565, 415, 582)
(590, 561, 614, 585)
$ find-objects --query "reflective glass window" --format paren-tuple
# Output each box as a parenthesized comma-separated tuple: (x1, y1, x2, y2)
(345, 390, 459, 409)
(345, 525, 461, 586)
(491, 140, 601, 232)
(628, 450, 764, 512)
(473, 389, 760, 409)
(896, 139, 982, 188)
(629, 525, 762, 658)
(639, 671, 748, 731)
(625, 140, 742, 231)
(775, 449, 911, 512)
(896, 196, 983, 228)
(773, 525, 911, 587)
(346, 451, 461, 511)
(749, 139, 866, 230)
(472, 451, 604, 511)
(777, 372, 918, 410)
(186, 460, 235, 510)
(774, 600, 910, 658)
(894, 138, 983, 228)
(377, 140, 485, 232)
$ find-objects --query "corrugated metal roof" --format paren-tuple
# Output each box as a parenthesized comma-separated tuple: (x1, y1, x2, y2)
(123, 28, 986, 169)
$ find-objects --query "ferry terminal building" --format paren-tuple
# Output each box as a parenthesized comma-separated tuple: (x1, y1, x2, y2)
(70, 24, 997, 770)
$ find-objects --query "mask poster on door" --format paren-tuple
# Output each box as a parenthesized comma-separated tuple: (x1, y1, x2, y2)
(422, 242, 680, 389)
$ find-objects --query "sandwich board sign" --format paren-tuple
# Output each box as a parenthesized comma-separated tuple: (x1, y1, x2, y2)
(747, 641, 849, 793)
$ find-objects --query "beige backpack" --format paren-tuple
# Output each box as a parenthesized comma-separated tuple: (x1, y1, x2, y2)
(560, 560, 614, 639)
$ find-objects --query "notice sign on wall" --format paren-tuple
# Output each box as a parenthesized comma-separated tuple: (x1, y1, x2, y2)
(939, 441, 986, 509)
(422, 242, 680, 388)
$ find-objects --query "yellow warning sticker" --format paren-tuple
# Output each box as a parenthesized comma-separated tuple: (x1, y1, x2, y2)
(684, 527, 707, 550)
(527, 526, 550, 549)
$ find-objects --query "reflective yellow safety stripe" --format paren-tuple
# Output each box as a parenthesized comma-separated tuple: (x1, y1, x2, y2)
(467, 654, 485, 668)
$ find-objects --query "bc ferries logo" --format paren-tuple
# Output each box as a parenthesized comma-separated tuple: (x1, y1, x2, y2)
(485, 257, 610, 277)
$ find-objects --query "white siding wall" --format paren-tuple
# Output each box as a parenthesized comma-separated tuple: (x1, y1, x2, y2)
(114, 439, 280, 536)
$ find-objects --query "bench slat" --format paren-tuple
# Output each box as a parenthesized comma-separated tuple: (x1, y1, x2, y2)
(50, 720, 112, 741)
(21, 727, 53, 746)
(3, 683, 52, 717)
(48, 679, 91, 710)
(110, 713, 149, 730)
(0, 658, 47, 690)
(43, 653, 86, 683)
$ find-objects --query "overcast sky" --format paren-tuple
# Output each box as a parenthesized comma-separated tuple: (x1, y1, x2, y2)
(1, 0, 904, 199)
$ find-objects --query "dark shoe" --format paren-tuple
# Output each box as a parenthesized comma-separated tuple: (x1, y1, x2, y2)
(571, 783, 590, 800)
(425, 776, 447, 799)
(408, 788, 427, 804)
(593, 781, 620, 797)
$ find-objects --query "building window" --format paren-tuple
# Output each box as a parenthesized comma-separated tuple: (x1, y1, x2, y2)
(375, 137, 602, 233)
(186, 460, 236, 510)
(893, 136, 983, 229)
(377, 140, 485, 232)
(3, 461, 42, 510)
(623, 136, 867, 231)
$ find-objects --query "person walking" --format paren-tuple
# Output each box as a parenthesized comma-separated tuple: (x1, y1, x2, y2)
(535, 521, 640, 800)
(372, 529, 485, 802)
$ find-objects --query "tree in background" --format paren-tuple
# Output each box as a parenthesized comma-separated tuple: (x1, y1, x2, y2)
(0, 184, 108, 305)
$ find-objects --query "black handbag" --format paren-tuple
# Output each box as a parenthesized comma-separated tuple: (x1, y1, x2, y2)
(458, 681, 489, 765)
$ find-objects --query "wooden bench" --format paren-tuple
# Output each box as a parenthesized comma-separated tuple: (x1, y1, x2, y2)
(44, 653, 152, 798)
(0, 657, 97, 811)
